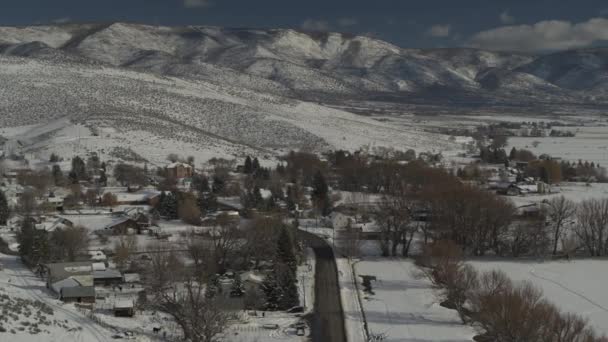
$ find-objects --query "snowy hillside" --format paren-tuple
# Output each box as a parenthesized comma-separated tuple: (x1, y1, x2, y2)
(1, 22, 608, 162)
(0, 54, 451, 164)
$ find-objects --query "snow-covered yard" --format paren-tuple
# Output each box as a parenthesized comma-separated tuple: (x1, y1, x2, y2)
(470, 259, 608, 336)
(354, 259, 476, 342)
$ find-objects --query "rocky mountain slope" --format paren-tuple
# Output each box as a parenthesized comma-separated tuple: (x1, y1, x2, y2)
(1, 23, 607, 103)
(0, 22, 606, 162)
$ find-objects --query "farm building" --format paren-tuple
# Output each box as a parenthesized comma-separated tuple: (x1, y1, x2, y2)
(114, 300, 135, 317)
(166, 162, 193, 179)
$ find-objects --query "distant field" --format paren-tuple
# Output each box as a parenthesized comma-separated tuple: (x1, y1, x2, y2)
(507, 126, 608, 166)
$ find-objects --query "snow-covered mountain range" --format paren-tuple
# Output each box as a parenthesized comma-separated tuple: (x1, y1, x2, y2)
(0, 22, 606, 162)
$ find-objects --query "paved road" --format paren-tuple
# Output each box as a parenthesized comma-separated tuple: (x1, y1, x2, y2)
(299, 231, 347, 342)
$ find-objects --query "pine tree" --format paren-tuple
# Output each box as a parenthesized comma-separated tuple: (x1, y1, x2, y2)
(17, 218, 49, 265)
(276, 227, 297, 272)
(244, 156, 253, 174)
(159, 192, 178, 219)
(261, 272, 280, 311)
(312, 170, 331, 216)
(70, 156, 87, 182)
(230, 275, 245, 298)
(252, 158, 260, 172)
(0, 190, 9, 225)
(277, 265, 299, 310)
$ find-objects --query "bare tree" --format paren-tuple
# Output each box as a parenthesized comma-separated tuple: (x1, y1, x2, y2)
(147, 243, 229, 342)
(375, 184, 416, 257)
(209, 213, 240, 273)
(101, 192, 118, 207)
(156, 278, 228, 342)
(114, 234, 138, 271)
(243, 216, 282, 268)
(575, 198, 608, 256)
(547, 196, 576, 255)
(178, 193, 202, 225)
(415, 240, 478, 323)
(51, 225, 89, 261)
(341, 218, 363, 259)
(146, 242, 183, 292)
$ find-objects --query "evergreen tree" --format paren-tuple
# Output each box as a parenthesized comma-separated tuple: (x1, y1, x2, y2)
(0, 190, 10, 225)
(276, 227, 297, 272)
(17, 218, 49, 265)
(70, 156, 87, 182)
(252, 158, 260, 173)
(212, 175, 225, 194)
(99, 171, 108, 186)
(230, 275, 245, 298)
(311, 170, 331, 216)
(276, 263, 299, 310)
(261, 272, 280, 311)
(244, 156, 253, 174)
(52, 164, 63, 186)
(509, 147, 517, 160)
(252, 186, 263, 209)
(159, 192, 178, 219)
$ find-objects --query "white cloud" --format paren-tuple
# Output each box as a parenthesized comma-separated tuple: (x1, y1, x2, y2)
(301, 19, 330, 31)
(338, 18, 358, 27)
(427, 24, 451, 37)
(469, 18, 608, 52)
(499, 11, 515, 24)
(183, 0, 211, 8)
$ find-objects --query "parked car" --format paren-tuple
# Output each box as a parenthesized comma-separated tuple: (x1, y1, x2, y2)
(287, 306, 304, 313)
(262, 324, 279, 330)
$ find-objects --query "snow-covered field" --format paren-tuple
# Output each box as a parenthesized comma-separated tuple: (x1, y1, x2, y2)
(509, 182, 608, 207)
(470, 259, 608, 336)
(508, 126, 608, 166)
(354, 259, 476, 342)
(348, 257, 608, 341)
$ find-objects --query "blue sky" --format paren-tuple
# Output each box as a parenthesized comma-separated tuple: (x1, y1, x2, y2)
(1, 0, 608, 51)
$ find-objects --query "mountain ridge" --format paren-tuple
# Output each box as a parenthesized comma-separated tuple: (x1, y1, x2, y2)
(3, 22, 607, 105)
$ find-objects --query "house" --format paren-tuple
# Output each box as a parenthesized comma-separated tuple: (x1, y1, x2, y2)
(133, 212, 152, 230)
(166, 162, 193, 179)
(495, 182, 521, 196)
(45, 262, 95, 303)
(35, 216, 74, 232)
(93, 268, 123, 286)
(60, 286, 96, 303)
(114, 300, 135, 317)
(123, 273, 141, 284)
(105, 218, 140, 235)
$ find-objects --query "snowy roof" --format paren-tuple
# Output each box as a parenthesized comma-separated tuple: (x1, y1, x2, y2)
(51, 277, 80, 293)
(92, 262, 106, 271)
(123, 273, 141, 283)
(167, 162, 192, 169)
(61, 286, 95, 299)
(114, 299, 134, 309)
(47, 262, 93, 283)
(93, 269, 123, 280)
